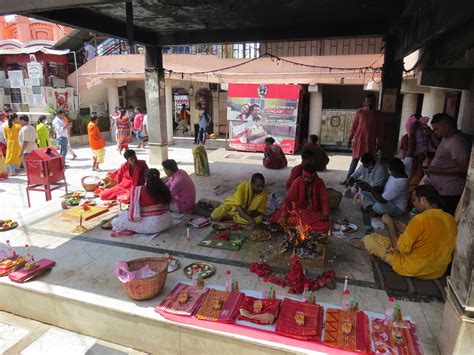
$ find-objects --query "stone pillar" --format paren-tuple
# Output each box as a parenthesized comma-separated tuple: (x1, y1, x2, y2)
(308, 91, 323, 138)
(439, 142, 474, 354)
(107, 82, 120, 143)
(165, 80, 174, 145)
(380, 34, 404, 158)
(145, 46, 168, 165)
(212, 91, 219, 134)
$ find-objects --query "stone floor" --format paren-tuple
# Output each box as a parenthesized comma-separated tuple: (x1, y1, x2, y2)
(0, 311, 146, 355)
(0, 137, 444, 354)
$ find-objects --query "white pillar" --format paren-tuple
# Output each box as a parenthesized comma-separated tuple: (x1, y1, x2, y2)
(421, 88, 445, 119)
(398, 93, 418, 144)
(308, 91, 323, 138)
(165, 80, 174, 145)
(106, 82, 119, 143)
(457, 78, 474, 134)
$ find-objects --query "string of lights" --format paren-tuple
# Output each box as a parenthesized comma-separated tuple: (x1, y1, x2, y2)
(167, 52, 383, 78)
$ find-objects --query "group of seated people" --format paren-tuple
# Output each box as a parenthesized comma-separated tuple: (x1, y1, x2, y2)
(100, 150, 196, 235)
(347, 113, 470, 280)
(100, 111, 469, 281)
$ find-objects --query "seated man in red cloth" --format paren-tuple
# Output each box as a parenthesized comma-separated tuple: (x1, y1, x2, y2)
(302, 134, 329, 171)
(274, 165, 330, 232)
(263, 137, 288, 169)
(100, 149, 148, 202)
(286, 149, 317, 190)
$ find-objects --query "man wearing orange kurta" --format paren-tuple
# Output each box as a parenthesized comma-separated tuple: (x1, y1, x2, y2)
(364, 185, 457, 279)
(87, 115, 106, 172)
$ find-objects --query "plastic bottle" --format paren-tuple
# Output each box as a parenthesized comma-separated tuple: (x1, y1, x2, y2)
(270, 193, 278, 212)
(350, 295, 357, 311)
(342, 290, 351, 311)
(302, 283, 310, 302)
(308, 290, 314, 304)
(394, 303, 401, 321)
(262, 281, 268, 298)
(197, 270, 204, 289)
(385, 297, 396, 321)
(192, 266, 198, 287)
(268, 283, 274, 299)
(225, 270, 231, 292)
(5, 240, 15, 258)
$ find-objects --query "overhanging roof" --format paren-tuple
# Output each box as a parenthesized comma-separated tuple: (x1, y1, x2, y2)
(2, 0, 403, 46)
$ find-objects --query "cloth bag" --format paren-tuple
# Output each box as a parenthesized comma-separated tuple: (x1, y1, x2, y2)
(192, 146, 210, 176)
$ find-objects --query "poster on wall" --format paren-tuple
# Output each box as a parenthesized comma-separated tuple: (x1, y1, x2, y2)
(7, 71, 24, 88)
(227, 84, 300, 154)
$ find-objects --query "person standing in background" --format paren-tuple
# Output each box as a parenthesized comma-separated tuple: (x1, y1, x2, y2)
(18, 115, 37, 160)
(84, 41, 96, 62)
(133, 108, 144, 149)
(193, 104, 202, 144)
(52, 110, 69, 159)
(36, 115, 50, 148)
(423, 113, 471, 215)
(63, 114, 77, 160)
(3, 113, 22, 176)
(342, 92, 383, 184)
(87, 115, 106, 172)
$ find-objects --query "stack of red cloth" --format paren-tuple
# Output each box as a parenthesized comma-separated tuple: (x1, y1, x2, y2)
(155, 283, 209, 316)
(275, 298, 323, 341)
(323, 308, 371, 353)
(238, 296, 281, 325)
(195, 289, 244, 323)
(371, 318, 423, 355)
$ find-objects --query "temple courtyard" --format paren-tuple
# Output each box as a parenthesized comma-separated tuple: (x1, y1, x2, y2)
(0, 138, 443, 354)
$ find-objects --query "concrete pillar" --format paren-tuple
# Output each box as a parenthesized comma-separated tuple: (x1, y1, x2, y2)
(212, 91, 219, 134)
(165, 80, 174, 145)
(398, 93, 418, 147)
(107, 82, 120, 143)
(457, 78, 474, 134)
(145, 46, 168, 166)
(421, 88, 445, 119)
(308, 91, 323, 138)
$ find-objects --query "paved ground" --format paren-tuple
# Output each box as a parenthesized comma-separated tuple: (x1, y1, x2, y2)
(0, 137, 444, 354)
(0, 311, 146, 355)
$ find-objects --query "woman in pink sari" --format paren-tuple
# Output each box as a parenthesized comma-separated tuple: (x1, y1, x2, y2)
(111, 168, 172, 235)
(263, 137, 287, 169)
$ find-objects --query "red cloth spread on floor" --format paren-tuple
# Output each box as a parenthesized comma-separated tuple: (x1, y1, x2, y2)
(323, 308, 371, 353)
(371, 318, 423, 355)
(100, 160, 148, 201)
(275, 298, 324, 341)
(156, 283, 209, 316)
(238, 296, 281, 325)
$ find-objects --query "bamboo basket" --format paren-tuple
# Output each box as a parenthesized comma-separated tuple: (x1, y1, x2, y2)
(81, 176, 101, 192)
(327, 188, 343, 209)
(121, 257, 168, 301)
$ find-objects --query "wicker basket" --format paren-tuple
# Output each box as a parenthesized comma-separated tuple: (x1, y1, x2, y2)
(121, 257, 168, 301)
(81, 176, 101, 192)
(327, 188, 343, 209)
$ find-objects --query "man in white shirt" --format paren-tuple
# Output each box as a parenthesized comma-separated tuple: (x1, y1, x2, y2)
(52, 110, 69, 158)
(18, 115, 37, 159)
(358, 129, 415, 218)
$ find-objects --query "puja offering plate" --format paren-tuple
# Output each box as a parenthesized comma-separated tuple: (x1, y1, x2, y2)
(247, 229, 272, 242)
(211, 223, 227, 231)
(65, 197, 81, 206)
(183, 262, 215, 279)
(64, 191, 86, 199)
(332, 222, 358, 233)
(0, 220, 18, 232)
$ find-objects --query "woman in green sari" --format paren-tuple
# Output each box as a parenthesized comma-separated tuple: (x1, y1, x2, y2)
(36, 115, 50, 148)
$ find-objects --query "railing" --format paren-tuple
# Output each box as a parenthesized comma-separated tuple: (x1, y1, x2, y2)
(163, 43, 261, 59)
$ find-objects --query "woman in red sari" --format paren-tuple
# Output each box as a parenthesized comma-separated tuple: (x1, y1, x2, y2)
(101, 150, 148, 202)
(116, 108, 132, 153)
(111, 168, 172, 235)
(263, 137, 287, 169)
(273, 166, 330, 232)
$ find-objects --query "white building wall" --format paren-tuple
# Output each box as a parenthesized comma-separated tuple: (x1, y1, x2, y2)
(457, 78, 474, 134)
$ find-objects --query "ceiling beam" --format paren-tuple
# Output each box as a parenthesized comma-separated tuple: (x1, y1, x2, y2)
(0, 0, 121, 15)
(151, 22, 386, 47)
(30, 8, 157, 46)
(390, 0, 474, 60)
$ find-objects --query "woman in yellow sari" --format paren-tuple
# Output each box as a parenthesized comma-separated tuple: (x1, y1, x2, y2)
(211, 173, 268, 226)
(3, 113, 22, 176)
(36, 115, 50, 148)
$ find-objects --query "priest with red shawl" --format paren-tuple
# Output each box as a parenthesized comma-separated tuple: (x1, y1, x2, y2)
(274, 165, 330, 232)
(100, 149, 148, 202)
(285, 149, 316, 190)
